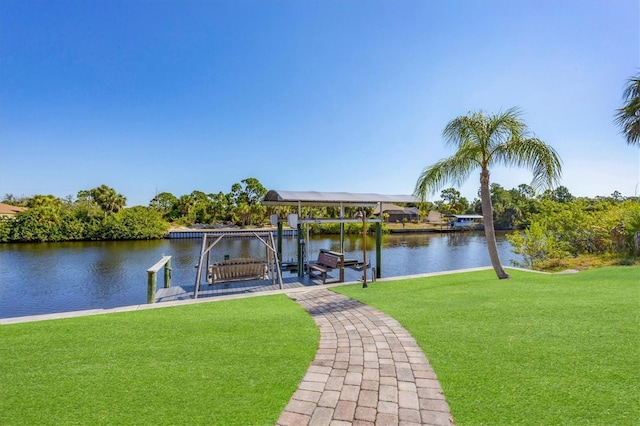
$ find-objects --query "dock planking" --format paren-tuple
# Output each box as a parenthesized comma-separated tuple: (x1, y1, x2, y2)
(154, 268, 366, 303)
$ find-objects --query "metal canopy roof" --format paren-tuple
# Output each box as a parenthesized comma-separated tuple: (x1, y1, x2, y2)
(262, 190, 418, 207)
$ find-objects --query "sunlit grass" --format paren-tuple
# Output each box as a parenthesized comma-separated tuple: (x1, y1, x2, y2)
(334, 266, 639, 425)
(0, 295, 318, 425)
(2, 267, 638, 425)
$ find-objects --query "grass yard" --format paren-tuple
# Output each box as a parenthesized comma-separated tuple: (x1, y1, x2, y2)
(335, 266, 640, 425)
(0, 294, 318, 426)
(2, 267, 637, 425)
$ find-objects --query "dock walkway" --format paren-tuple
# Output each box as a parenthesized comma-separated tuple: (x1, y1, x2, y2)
(155, 266, 368, 303)
(278, 288, 454, 426)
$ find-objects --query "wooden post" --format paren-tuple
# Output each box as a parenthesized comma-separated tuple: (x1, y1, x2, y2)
(339, 203, 345, 253)
(376, 221, 382, 279)
(277, 221, 283, 263)
(147, 270, 157, 304)
(361, 210, 367, 289)
(163, 258, 172, 288)
(194, 236, 208, 299)
(297, 223, 304, 277)
(147, 255, 172, 304)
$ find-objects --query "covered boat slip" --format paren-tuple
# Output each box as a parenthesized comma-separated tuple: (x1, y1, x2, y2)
(186, 190, 417, 301)
(263, 189, 418, 280)
(262, 190, 417, 208)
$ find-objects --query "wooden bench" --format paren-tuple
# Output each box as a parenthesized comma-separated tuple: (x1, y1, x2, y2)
(207, 258, 268, 285)
(309, 250, 344, 284)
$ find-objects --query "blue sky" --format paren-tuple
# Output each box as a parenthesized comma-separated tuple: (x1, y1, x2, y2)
(1, 0, 638, 206)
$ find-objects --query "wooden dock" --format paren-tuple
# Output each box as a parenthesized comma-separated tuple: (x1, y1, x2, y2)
(155, 268, 366, 303)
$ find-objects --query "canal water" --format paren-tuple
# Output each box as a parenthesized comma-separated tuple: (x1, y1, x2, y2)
(0, 232, 521, 319)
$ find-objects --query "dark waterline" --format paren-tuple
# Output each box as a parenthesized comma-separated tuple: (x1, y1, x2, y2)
(0, 232, 521, 319)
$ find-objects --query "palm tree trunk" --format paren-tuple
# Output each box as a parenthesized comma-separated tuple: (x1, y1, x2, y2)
(480, 168, 510, 279)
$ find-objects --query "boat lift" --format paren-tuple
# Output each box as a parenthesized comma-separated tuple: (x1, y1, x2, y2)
(263, 190, 418, 280)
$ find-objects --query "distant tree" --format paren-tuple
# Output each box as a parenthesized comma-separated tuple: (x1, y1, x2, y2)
(230, 178, 267, 226)
(489, 184, 521, 230)
(81, 185, 127, 218)
(614, 71, 640, 147)
(437, 188, 469, 214)
(149, 192, 180, 221)
(2, 194, 27, 206)
(477, 184, 535, 230)
(190, 190, 212, 224)
(231, 177, 267, 206)
(414, 108, 562, 279)
(176, 194, 196, 222)
(517, 184, 535, 198)
(440, 188, 461, 205)
(209, 191, 233, 222)
(611, 190, 624, 202)
(541, 185, 575, 203)
(76, 190, 92, 206)
(26, 194, 63, 210)
(416, 201, 436, 219)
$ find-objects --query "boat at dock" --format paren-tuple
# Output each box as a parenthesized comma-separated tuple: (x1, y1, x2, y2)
(445, 214, 484, 230)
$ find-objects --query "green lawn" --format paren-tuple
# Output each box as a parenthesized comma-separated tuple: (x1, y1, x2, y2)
(0, 295, 318, 426)
(335, 266, 640, 425)
(2, 268, 638, 425)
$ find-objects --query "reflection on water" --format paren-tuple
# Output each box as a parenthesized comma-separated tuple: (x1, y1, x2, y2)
(382, 234, 433, 249)
(0, 231, 521, 319)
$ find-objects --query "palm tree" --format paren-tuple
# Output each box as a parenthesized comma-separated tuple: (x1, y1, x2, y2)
(615, 71, 640, 147)
(414, 108, 562, 279)
(88, 185, 126, 218)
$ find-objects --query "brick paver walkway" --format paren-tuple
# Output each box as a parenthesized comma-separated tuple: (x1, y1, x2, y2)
(277, 288, 454, 426)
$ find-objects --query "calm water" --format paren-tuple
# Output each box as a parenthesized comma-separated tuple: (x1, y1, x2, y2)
(0, 232, 521, 319)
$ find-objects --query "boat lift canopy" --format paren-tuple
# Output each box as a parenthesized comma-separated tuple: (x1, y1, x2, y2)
(263, 190, 418, 279)
(263, 190, 417, 208)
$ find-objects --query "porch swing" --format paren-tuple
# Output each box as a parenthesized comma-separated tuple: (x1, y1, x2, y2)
(193, 231, 283, 298)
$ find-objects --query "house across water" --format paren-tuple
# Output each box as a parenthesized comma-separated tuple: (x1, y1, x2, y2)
(0, 202, 27, 218)
(373, 203, 419, 222)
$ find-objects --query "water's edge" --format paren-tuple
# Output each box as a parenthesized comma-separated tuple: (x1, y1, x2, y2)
(0, 232, 521, 319)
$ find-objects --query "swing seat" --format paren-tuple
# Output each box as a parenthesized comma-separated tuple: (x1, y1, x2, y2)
(207, 258, 268, 285)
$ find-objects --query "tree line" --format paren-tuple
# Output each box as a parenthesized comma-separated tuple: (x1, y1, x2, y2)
(507, 196, 640, 270)
(2, 177, 638, 266)
(0, 178, 269, 242)
(423, 185, 639, 267)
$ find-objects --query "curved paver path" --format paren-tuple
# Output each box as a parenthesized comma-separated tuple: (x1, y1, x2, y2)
(278, 288, 454, 426)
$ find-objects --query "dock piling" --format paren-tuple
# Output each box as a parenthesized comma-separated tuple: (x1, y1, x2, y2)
(147, 256, 172, 304)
